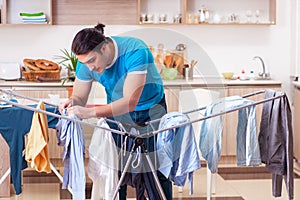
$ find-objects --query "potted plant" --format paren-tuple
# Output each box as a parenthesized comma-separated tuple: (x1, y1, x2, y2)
(54, 48, 78, 85)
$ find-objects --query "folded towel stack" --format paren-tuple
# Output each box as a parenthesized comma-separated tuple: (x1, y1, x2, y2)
(20, 12, 47, 24)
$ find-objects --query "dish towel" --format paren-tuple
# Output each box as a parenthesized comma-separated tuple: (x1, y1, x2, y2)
(25, 101, 51, 173)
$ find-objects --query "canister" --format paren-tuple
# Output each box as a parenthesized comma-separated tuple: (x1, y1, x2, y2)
(183, 67, 193, 80)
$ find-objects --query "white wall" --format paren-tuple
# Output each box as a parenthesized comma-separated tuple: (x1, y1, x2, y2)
(0, 0, 294, 98)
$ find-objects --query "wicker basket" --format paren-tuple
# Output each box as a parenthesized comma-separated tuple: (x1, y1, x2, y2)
(22, 66, 61, 81)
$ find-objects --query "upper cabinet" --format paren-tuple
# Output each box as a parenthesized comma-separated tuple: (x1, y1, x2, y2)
(52, 0, 137, 25)
(138, 0, 276, 25)
(0, 0, 52, 25)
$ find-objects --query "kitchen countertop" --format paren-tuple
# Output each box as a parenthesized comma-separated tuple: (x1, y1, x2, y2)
(0, 78, 282, 87)
(293, 81, 300, 88)
(163, 78, 282, 86)
(0, 79, 73, 87)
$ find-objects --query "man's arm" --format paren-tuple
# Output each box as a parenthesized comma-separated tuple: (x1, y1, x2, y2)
(68, 73, 146, 119)
(94, 73, 146, 117)
(59, 78, 92, 113)
(72, 78, 93, 106)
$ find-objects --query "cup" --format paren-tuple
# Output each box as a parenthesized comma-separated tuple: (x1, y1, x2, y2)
(183, 67, 193, 80)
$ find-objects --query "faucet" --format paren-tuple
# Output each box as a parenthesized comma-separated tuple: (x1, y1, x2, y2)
(252, 56, 270, 79)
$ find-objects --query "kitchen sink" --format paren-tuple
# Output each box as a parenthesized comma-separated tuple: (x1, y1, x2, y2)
(254, 76, 272, 80)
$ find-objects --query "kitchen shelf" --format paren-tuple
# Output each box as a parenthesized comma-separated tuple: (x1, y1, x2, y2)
(138, 0, 276, 25)
(0, 0, 52, 25)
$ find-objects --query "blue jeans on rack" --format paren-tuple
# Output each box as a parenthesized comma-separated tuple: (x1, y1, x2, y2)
(107, 96, 172, 200)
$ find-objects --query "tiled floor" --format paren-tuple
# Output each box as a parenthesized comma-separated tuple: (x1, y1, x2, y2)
(1, 165, 299, 200)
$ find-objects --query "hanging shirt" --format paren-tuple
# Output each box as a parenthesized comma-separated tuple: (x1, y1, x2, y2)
(157, 112, 201, 195)
(25, 101, 51, 173)
(56, 110, 85, 200)
(258, 90, 294, 199)
(200, 96, 261, 173)
(88, 118, 119, 200)
(0, 105, 58, 195)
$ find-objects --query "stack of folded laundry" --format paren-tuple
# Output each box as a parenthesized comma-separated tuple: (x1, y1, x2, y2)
(19, 12, 47, 24)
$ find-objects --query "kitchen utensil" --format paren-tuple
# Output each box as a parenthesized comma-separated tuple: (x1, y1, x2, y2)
(222, 72, 234, 79)
(162, 68, 178, 80)
(190, 60, 198, 68)
(183, 67, 193, 80)
(175, 43, 186, 51)
(0, 62, 21, 80)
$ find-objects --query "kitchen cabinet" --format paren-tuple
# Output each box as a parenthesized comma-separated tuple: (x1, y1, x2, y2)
(52, 0, 137, 25)
(164, 84, 226, 112)
(1, 0, 52, 25)
(138, 0, 276, 25)
(293, 84, 300, 173)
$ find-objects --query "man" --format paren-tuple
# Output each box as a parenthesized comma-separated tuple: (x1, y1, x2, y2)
(59, 23, 172, 200)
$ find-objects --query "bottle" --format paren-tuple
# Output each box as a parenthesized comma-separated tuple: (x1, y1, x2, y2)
(240, 69, 249, 81)
(249, 70, 255, 80)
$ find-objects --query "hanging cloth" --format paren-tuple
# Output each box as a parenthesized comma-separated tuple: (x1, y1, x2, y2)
(56, 110, 86, 200)
(25, 101, 51, 173)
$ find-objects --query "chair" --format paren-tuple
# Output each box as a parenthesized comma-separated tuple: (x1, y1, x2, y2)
(178, 88, 220, 199)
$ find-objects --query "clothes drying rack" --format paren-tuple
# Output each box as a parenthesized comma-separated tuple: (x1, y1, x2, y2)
(0, 88, 286, 200)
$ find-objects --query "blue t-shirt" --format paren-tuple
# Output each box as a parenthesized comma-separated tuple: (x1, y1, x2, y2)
(76, 36, 164, 111)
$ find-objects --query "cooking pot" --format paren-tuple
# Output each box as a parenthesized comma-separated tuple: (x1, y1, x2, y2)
(0, 62, 21, 80)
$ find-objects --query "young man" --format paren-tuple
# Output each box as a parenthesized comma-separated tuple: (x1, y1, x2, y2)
(59, 23, 172, 200)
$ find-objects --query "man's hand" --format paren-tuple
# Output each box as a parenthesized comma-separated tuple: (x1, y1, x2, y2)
(67, 105, 96, 119)
(59, 98, 73, 114)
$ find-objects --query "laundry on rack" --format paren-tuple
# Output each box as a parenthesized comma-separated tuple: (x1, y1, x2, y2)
(258, 90, 293, 200)
(118, 127, 162, 200)
(200, 96, 261, 173)
(88, 118, 119, 200)
(157, 112, 201, 195)
(25, 101, 51, 173)
(56, 110, 86, 200)
(0, 104, 58, 195)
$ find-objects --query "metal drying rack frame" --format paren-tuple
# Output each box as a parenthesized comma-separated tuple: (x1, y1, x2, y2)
(0, 88, 286, 200)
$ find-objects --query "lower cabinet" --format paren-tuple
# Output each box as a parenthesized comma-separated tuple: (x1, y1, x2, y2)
(164, 85, 227, 112)
(294, 86, 300, 172)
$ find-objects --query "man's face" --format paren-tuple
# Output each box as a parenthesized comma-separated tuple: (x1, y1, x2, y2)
(77, 50, 107, 74)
